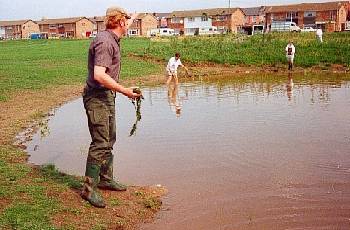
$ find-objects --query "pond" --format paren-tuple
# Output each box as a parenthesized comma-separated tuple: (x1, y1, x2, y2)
(27, 73, 350, 229)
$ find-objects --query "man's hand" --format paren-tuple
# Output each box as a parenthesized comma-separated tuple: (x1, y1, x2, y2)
(124, 87, 141, 99)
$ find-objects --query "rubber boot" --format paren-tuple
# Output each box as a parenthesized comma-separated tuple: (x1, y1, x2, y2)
(98, 155, 127, 191)
(81, 163, 106, 208)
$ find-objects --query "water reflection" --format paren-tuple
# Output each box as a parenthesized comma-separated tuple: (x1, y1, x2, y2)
(286, 72, 294, 101)
(167, 83, 182, 117)
(26, 73, 350, 230)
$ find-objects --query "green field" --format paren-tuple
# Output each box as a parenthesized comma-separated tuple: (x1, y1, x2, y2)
(1, 33, 349, 101)
(0, 38, 162, 101)
(141, 32, 350, 67)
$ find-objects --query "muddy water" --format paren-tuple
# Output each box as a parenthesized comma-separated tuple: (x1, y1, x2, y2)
(27, 73, 350, 229)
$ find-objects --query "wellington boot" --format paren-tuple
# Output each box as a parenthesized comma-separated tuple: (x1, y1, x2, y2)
(81, 163, 106, 208)
(98, 155, 127, 191)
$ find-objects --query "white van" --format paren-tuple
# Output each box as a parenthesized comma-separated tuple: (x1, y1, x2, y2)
(150, 28, 175, 37)
(271, 21, 301, 32)
(198, 26, 219, 35)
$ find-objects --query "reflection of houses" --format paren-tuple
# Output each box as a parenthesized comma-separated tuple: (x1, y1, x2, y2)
(128, 13, 158, 36)
(241, 7, 266, 34)
(0, 20, 40, 39)
(265, 1, 349, 32)
(37, 17, 94, 39)
(169, 8, 245, 35)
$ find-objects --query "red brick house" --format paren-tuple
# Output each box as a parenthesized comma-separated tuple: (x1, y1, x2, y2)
(37, 17, 94, 39)
(242, 7, 266, 26)
(0, 20, 40, 39)
(265, 1, 349, 32)
(168, 8, 245, 35)
(128, 13, 158, 36)
(153, 13, 170, 28)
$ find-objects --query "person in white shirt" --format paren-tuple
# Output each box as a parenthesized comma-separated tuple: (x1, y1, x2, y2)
(285, 41, 296, 71)
(316, 28, 323, 43)
(166, 52, 188, 85)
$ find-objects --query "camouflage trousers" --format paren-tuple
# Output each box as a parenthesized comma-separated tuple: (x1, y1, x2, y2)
(83, 86, 117, 172)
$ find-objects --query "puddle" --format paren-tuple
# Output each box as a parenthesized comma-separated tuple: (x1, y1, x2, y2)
(26, 73, 350, 229)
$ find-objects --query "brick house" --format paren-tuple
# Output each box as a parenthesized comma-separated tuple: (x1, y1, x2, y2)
(90, 16, 105, 33)
(265, 1, 349, 32)
(128, 13, 158, 36)
(37, 17, 94, 39)
(241, 7, 266, 34)
(168, 8, 245, 35)
(153, 13, 170, 28)
(0, 20, 40, 39)
(242, 7, 265, 26)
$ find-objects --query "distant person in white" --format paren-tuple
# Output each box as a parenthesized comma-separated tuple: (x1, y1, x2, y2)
(316, 28, 323, 43)
(285, 41, 296, 71)
(166, 52, 187, 85)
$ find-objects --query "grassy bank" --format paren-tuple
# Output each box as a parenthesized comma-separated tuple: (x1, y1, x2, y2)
(140, 32, 350, 68)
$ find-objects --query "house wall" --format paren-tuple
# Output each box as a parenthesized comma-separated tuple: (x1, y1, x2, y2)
(0, 27, 4, 38)
(167, 18, 184, 34)
(76, 18, 94, 38)
(231, 10, 245, 33)
(266, 4, 348, 32)
(22, 21, 40, 38)
(140, 15, 158, 36)
(184, 16, 212, 35)
(97, 21, 105, 32)
(4, 25, 19, 39)
(212, 15, 230, 33)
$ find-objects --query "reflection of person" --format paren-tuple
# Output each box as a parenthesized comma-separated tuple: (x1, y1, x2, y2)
(316, 28, 323, 43)
(286, 72, 294, 101)
(285, 41, 296, 71)
(167, 83, 182, 117)
(166, 53, 188, 85)
(81, 6, 141, 208)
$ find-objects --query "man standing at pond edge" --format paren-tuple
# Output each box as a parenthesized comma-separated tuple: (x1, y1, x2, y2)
(285, 41, 296, 71)
(81, 6, 141, 208)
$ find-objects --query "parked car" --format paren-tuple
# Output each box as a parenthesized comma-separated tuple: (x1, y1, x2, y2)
(149, 28, 175, 37)
(271, 21, 301, 32)
(301, 27, 316, 32)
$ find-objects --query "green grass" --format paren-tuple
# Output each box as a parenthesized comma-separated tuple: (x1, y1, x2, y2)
(0, 147, 58, 230)
(0, 38, 162, 102)
(138, 32, 350, 67)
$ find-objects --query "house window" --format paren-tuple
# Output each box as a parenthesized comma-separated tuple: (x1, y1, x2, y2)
(171, 17, 181, 23)
(188, 17, 195, 22)
(216, 16, 227, 21)
(58, 24, 64, 28)
(201, 15, 208, 21)
(286, 12, 298, 19)
(49, 24, 57, 29)
(330, 11, 336, 21)
(23, 26, 25, 29)
(304, 11, 316, 17)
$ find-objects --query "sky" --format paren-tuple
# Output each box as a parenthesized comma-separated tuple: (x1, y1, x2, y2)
(0, 0, 343, 20)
